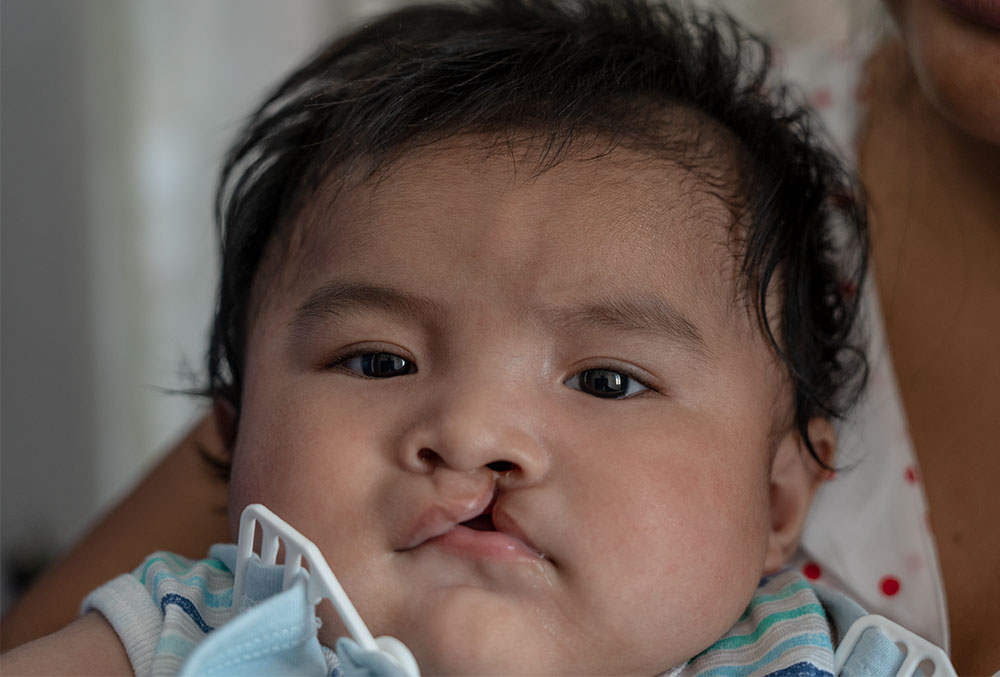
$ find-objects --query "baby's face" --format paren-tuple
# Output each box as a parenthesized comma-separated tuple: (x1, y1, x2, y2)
(230, 142, 796, 674)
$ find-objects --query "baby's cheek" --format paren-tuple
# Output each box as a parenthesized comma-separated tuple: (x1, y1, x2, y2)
(226, 441, 326, 543)
(614, 465, 769, 654)
(226, 447, 267, 537)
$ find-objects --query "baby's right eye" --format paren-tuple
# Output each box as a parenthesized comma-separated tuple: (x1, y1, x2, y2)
(337, 352, 416, 378)
(564, 367, 649, 399)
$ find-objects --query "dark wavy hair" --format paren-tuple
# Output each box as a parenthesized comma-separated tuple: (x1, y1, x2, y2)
(209, 0, 868, 467)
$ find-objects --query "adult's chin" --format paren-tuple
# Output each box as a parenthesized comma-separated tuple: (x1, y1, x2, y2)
(898, 0, 1000, 145)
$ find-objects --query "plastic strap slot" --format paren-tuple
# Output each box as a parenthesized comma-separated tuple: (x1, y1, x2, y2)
(833, 614, 956, 677)
(232, 504, 378, 653)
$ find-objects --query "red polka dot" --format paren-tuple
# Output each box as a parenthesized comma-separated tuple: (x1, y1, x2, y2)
(803, 561, 822, 580)
(880, 575, 901, 597)
(904, 466, 918, 483)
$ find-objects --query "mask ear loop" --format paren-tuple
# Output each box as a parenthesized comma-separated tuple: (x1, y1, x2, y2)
(833, 614, 955, 677)
(233, 503, 421, 676)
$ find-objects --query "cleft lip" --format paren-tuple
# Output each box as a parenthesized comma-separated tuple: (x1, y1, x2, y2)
(397, 488, 494, 551)
(398, 498, 546, 561)
(398, 506, 466, 551)
(491, 502, 546, 560)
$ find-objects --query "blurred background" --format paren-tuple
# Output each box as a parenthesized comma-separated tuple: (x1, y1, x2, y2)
(1, 0, 415, 613)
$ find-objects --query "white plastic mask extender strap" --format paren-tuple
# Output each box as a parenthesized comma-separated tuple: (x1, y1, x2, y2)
(833, 614, 955, 677)
(233, 503, 420, 676)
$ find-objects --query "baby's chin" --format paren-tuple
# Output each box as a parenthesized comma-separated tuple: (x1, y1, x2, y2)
(350, 584, 596, 676)
(366, 586, 689, 676)
(394, 587, 563, 675)
(315, 576, 713, 674)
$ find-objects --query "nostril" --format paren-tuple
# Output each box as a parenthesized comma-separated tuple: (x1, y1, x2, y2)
(487, 460, 515, 473)
(417, 448, 442, 466)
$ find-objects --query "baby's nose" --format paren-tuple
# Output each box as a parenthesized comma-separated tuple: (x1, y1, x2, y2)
(395, 382, 550, 487)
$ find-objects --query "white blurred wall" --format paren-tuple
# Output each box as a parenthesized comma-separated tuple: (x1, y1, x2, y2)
(1, 0, 411, 612)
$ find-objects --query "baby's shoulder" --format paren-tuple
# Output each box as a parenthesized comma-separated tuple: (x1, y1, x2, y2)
(81, 547, 238, 675)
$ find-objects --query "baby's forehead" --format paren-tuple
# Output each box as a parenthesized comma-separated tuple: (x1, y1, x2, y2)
(292, 135, 747, 276)
(259, 139, 758, 348)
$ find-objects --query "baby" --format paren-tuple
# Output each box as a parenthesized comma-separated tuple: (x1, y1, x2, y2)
(4, 1, 884, 675)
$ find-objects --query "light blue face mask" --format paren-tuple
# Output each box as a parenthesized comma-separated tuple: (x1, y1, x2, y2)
(178, 572, 407, 677)
(179, 505, 418, 677)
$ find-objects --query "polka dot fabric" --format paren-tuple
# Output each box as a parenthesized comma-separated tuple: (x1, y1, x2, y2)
(797, 124, 948, 656)
(713, 0, 949, 654)
(880, 575, 902, 597)
(789, 325, 947, 646)
(795, 289, 946, 649)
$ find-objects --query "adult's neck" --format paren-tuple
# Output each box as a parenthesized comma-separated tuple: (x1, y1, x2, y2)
(860, 36, 1000, 676)
(870, 39, 1000, 217)
(862, 38, 1000, 297)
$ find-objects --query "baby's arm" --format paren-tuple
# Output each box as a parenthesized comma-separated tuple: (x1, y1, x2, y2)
(0, 612, 131, 676)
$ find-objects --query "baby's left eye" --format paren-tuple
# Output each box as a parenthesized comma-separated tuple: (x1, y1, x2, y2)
(338, 352, 416, 378)
(564, 368, 649, 399)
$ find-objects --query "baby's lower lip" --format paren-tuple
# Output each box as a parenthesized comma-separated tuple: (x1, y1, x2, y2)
(425, 524, 545, 561)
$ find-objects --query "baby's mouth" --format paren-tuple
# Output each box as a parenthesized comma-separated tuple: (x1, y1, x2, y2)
(400, 500, 546, 562)
(460, 512, 496, 532)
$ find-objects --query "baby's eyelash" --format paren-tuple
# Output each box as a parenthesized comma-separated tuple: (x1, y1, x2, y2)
(324, 347, 369, 369)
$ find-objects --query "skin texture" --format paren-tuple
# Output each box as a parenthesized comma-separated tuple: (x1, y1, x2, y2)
(224, 141, 831, 675)
(0, 612, 131, 676)
(861, 31, 1000, 673)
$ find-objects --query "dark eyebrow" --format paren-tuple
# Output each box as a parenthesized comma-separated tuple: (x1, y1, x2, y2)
(290, 281, 707, 355)
(289, 280, 443, 331)
(550, 295, 708, 355)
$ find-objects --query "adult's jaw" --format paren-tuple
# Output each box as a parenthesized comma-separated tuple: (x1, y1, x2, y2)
(939, 0, 1000, 30)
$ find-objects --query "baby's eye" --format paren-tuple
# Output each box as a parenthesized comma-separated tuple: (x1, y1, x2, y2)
(565, 368, 648, 399)
(338, 352, 416, 378)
